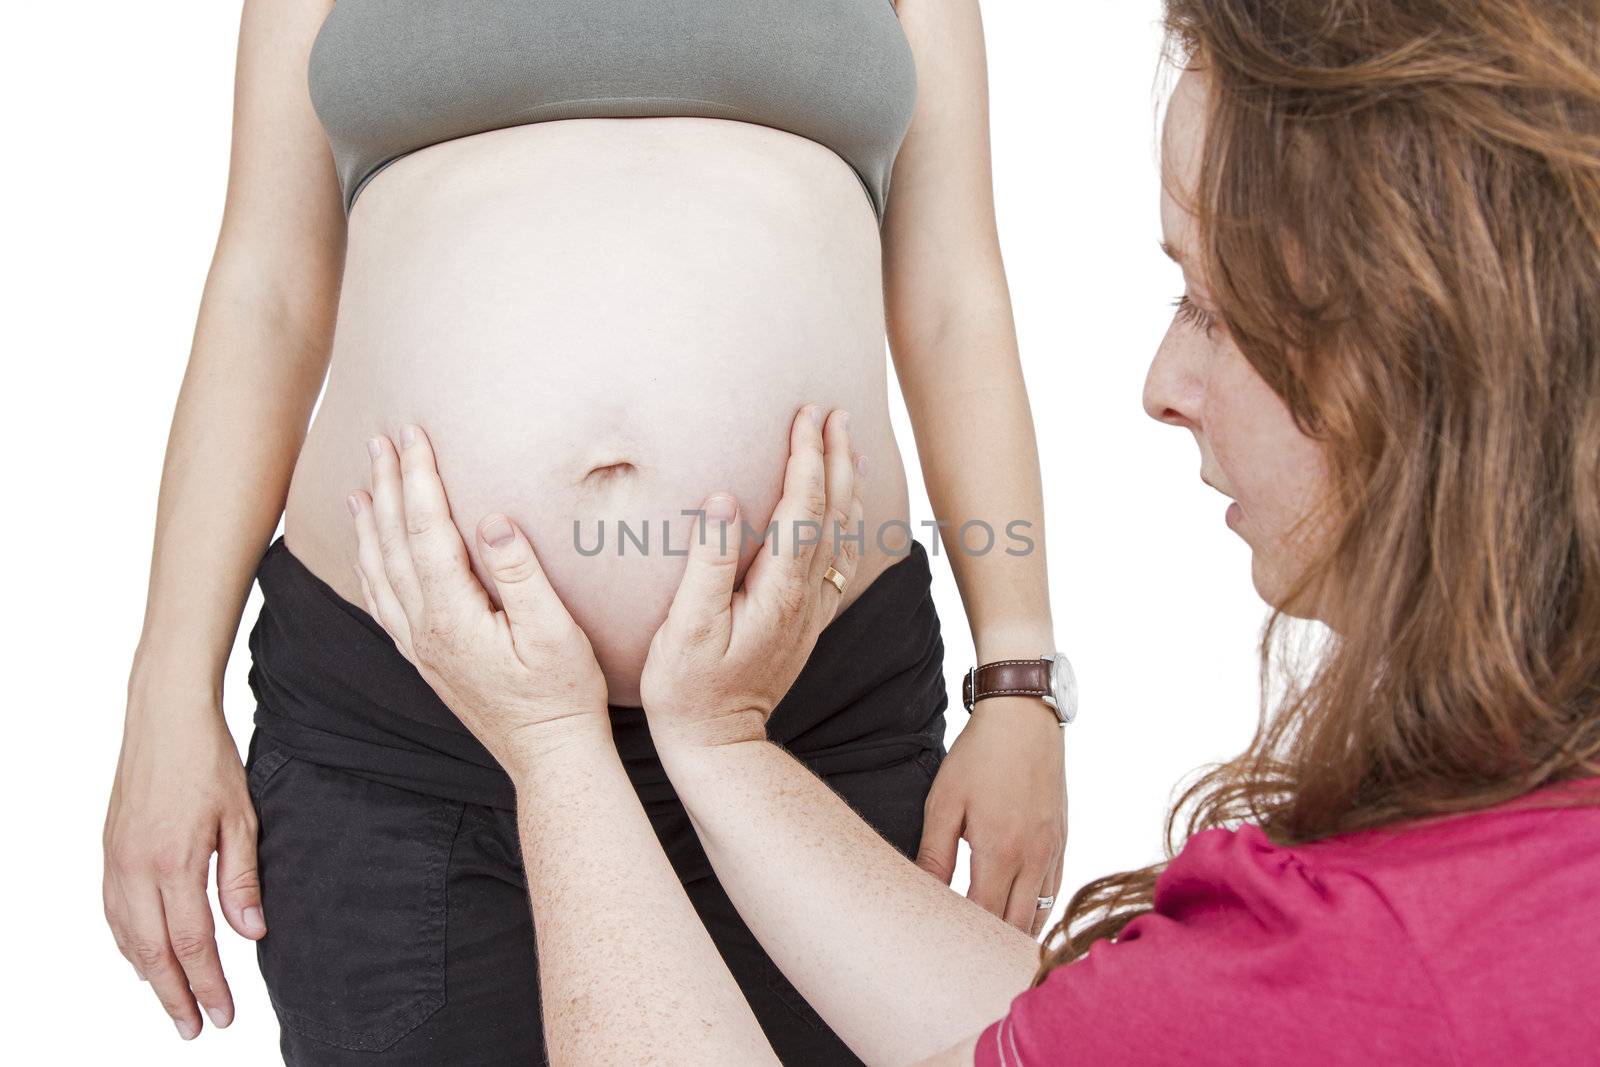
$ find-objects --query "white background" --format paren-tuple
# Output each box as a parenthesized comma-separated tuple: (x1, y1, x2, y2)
(7, 1, 1267, 1060)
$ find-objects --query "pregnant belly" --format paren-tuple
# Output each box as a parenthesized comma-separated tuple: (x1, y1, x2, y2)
(284, 118, 912, 705)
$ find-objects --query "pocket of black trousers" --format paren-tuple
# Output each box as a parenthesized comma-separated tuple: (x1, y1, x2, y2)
(250, 750, 464, 1052)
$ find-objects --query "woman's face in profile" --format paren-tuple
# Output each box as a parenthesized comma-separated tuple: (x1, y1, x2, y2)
(1143, 68, 1332, 617)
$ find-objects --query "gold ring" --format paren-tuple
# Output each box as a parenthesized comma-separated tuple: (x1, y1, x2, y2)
(823, 565, 847, 596)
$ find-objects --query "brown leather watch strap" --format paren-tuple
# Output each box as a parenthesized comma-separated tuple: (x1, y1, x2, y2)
(963, 658, 1052, 711)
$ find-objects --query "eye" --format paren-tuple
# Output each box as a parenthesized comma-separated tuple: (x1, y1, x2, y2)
(1171, 293, 1218, 338)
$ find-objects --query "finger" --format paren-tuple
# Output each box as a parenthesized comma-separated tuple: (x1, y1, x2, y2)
(817, 408, 856, 583)
(104, 872, 148, 981)
(477, 514, 565, 648)
(1032, 850, 1065, 938)
(1004, 851, 1056, 933)
(845, 477, 866, 579)
(661, 494, 741, 651)
(966, 848, 1017, 921)
(161, 876, 235, 1032)
(351, 490, 415, 655)
(122, 881, 203, 1039)
(396, 424, 491, 616)
(216, 813, 266, 942)
(744, 405, 828, 611)
(914, 790, 963, 886)
(820, 467, 867, 630)
(367, 434, 423, 618)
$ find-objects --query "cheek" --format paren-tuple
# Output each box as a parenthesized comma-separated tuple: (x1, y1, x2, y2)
(1207, 350, 1328, 542)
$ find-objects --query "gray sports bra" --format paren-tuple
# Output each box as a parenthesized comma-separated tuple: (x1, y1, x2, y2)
(307, 0, 918, 222)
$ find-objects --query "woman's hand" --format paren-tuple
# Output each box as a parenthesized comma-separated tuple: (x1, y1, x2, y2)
(916, 704, 1067, 936)
(347, 426, 609, 776)
(103, 693, 264, 1040)
(640, 405, 862, 752)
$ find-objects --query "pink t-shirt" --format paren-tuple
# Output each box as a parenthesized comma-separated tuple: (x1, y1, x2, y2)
(977, 780, 1600, 1065)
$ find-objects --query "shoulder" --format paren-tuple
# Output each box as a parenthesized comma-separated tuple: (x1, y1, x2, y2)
(1125, 823, 1426, 979)
(977, 825, 1455, 1066)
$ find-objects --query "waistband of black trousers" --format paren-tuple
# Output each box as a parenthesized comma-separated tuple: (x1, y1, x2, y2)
(247, 535, 948, 809)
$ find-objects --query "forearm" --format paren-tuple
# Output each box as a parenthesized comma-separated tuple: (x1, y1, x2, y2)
(131, 260, 334, 701)
(893, 315, 1053, 661)
(514, 729, 778, 1067)
(659, 736, 1038, 1067)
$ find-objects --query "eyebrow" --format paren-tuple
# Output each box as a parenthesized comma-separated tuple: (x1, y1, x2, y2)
(1160, 240, 1184, 264)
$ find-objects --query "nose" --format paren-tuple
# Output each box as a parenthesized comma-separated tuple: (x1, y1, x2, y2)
(1143, 322, 1203, 430)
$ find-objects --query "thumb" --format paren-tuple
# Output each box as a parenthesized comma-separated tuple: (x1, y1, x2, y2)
(477, 514, 558, 639)
(664, 495, 742, 640)
(915, 794, 963, 886)
(217, 814, 265, 940)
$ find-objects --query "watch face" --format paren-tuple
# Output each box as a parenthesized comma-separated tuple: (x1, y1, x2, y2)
(1046, 653, 1078, 723)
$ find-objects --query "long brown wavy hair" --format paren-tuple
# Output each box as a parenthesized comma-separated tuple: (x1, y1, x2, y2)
(1038, 0, 1600, 980)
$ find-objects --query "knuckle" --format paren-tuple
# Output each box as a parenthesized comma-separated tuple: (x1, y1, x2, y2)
(378, 529, 409, 561)
(108, 841, 144, 873)
(993, 839, 1025, 864)
(169, 933, 213, 965)
(802, 482, 827, 521)
(129, 938, 169, 970)
(405, 507, 436, 536)
(221, 866, 261, 896)
(160, 998, 195, 1022)
(519, 627, 570, 664)
(493, 555, 539, 585)
(679, 618, 720, 650)
(149, 849, 189, 879)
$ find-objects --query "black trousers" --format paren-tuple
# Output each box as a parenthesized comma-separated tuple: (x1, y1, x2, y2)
(244, 536, 949, 1065)
(247, 731, 944, 1065)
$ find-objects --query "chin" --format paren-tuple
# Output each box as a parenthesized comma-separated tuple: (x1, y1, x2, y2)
(1250, 553, 1326, 622)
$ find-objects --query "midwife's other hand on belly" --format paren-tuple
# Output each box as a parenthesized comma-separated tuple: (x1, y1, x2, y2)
(284, 119, 912, 705)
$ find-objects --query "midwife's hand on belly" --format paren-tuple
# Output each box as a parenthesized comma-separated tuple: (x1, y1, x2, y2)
(640, 406, 862, 753)
(347, 426, 610, 777)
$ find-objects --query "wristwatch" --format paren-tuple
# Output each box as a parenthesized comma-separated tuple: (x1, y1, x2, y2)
(962, 652, 1078, 725)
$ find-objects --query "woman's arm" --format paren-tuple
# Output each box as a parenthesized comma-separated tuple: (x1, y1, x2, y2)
(654, 736, 1037, 1065)
(882, 0, 1066, 932)
(514, 732, 778, 1065)
(104, 0, 344, 1041)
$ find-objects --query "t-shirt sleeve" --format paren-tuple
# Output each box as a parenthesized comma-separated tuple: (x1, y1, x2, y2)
(973, 826, 1450, 1066)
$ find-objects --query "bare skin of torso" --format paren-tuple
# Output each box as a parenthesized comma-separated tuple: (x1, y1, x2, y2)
(284, 116, 911, 705)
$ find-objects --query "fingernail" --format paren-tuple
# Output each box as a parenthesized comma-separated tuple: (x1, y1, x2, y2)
(346, 492, 360, 517)
(810, 406, 825, 428)
(705, 494, 737, 523)
(366, 437, 382, 460)
(856, 454, 869, 480)
(839, 411, 851, 433)
(243, 905, 265, 936)
(206, 1005, 232, 1029)
(175, 1018, 200, 1041)
(400, 425, 417, 448)
(481, 515, 515, 548)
